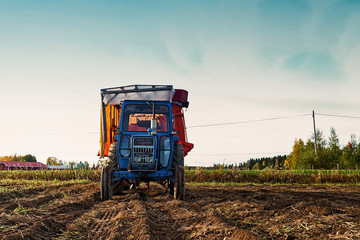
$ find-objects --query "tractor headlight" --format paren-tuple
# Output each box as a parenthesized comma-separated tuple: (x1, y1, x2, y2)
(133, 156, 141, 163)
(146, 156, 153, 163)
(159, 136, 171, 168)
(120, 135, 131, 157)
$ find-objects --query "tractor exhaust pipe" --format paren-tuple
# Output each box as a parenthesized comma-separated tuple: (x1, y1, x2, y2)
(151, 102, 157, 135)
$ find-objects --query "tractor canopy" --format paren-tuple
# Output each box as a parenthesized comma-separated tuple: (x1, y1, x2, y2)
(102, 85, 174, 105)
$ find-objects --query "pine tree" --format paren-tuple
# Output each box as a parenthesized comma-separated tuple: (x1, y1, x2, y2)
(328, 127, 341, 169)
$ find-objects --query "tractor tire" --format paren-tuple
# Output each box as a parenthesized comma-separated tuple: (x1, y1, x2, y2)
(173, 144, 185, 200)
(101, 165, 113, 200)
(108, 142, 130, 192)
(108, 143, 119, 170)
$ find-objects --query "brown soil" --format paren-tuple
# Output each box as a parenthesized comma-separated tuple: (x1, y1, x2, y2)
(1, 182, 360, 239)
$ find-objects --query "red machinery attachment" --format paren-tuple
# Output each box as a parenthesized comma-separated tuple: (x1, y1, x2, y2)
(172, 89, 194, 156)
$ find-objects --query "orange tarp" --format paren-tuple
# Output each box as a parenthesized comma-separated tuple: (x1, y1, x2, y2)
(99, 105, 120, 158)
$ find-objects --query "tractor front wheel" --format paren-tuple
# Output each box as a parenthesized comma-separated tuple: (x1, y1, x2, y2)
(172, 144, 185, 200)
(174, 165, 184, 200)
(100, 165, 113, 200)
(108, 143, 130, 192)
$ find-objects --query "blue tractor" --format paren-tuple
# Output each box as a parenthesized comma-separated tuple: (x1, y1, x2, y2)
(99, 85, 193, 200)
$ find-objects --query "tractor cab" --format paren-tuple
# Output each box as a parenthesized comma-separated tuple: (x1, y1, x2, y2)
(117, 101, 173, 172)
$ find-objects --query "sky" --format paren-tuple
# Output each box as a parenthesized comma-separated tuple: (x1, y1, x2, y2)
(1, 0, 360, 166)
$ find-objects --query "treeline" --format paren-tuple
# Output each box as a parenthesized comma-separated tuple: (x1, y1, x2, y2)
(285, 127, 360, 170)
(208, 155, 287, 170)
(212, 127, 360, 170)
(238, 155, 287, 170)
(0, 154, 37, 162)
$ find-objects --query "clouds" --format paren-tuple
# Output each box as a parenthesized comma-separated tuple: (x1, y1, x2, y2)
(284, 51, 341, 81)
(253, 0, 359, 83)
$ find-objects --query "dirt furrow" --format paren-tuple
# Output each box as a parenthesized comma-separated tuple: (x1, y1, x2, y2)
(145, 204, 185, 240)
(126, 198, 152, 240)
(1, 193, 63, 213)
(0, 186, 100, 240)
(158, 193, 258, 239)
(88, 202, 125, 240)
(0, 186, 49, 202)
(123, 184, 261, 239)
(59, 191, 152, 240)
(0, 182, 95, 209)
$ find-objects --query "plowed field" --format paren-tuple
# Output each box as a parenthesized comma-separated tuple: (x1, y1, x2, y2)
(1, 180, 360, 239)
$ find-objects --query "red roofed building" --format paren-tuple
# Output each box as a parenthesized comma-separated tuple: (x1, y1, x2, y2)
(0, 161, 47, 170)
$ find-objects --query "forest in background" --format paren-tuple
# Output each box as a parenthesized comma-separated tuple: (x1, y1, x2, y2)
(235, 127, 360, 170)
(0, 154, 37, 162)
(285, 127, 360, 170)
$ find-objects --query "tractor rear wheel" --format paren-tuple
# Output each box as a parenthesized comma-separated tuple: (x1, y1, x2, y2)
(101, 165, 113, 200)
(172, 144, 185, 200)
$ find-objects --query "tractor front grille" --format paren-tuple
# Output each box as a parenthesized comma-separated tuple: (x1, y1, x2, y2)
(134, 147, 153, 153)
(132, 137, 155, 165)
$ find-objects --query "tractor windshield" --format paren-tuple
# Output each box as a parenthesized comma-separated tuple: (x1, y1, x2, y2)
(122, 104, 170, 132)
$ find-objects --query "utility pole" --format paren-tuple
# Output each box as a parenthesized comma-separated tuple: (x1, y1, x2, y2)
(312, 110, 318, 155)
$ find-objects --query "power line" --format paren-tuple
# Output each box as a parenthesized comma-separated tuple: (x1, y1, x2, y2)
(191, 151, 289, 156)
(11, 112, 360, 136)
(316, 113, 360, 120)
(28, 132, 99, 136)
(187, 114, 310, 128)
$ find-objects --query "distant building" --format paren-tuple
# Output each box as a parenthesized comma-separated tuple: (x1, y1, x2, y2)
(0, 161, 47, 170)
(77, 161, 85, 169)
(185, 166, 198, 170)
(47, 165, 70, 170)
